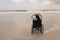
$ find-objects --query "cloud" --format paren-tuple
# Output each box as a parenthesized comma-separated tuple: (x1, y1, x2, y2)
(30, 0, 39, 3)
(42, 1, 52, 5)
(39, 0, 57, 10)
(12, 0, 52, 5)
(8, 0, 60, 9)
(50, 0, 60, 5)
(12, 0, 53, 5)
(12, 0, 22, 2)
(11, 0, 54, 10)
(12, 0, 23, 3)
(12, 0, 39, 3)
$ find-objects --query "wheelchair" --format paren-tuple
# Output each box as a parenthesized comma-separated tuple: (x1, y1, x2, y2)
(31, 20, 44, 34)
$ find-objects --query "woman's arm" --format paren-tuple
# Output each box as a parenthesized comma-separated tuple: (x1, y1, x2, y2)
(31, 14, 35, 19)
(39, 14, 42, 17)
(31, 13, 43, 18)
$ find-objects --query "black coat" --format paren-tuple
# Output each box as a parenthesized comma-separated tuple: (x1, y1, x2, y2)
(33, 15, 42, 28)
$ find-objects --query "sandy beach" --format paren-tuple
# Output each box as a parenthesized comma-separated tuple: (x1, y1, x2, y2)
(0, 11, 60, 40)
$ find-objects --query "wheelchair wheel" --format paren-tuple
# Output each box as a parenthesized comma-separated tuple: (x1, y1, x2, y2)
(40, 25, 44, 34)
(31, 26, 34, 34)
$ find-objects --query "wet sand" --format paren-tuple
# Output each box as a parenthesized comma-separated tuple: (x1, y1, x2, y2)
(0, 11, 60, 40)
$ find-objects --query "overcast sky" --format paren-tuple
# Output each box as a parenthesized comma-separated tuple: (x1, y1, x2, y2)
(0, 0, 60, 10)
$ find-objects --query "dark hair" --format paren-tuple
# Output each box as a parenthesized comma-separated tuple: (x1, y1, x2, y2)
(36, 15, 40, 20)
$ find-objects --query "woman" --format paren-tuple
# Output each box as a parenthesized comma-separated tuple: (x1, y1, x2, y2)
(31, 13, 42, 28)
